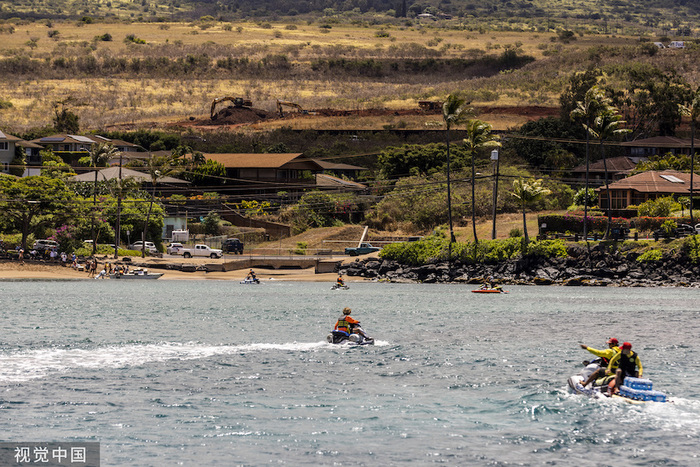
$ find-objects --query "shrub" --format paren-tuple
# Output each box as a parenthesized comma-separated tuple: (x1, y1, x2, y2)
(523, 239, 568, 258)
(125, 34, 146, 45)
(683, 235, 700, 263)
(292, 241, 308, 255)
(379, 234, 447, 265)
(508, 228, 521, 238)
(637, 196, 679, 217)
(636, 249, 663, 262)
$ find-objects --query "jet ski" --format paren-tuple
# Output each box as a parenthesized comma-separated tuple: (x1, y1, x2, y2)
(331, 283, 349, 290)
(327, 325, 374, 345)
(567, 360, 667, 403)
(240, 278, 260, 284)
(472, 285, 507, 293)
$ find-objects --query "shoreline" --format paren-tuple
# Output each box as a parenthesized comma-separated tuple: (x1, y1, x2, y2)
(0, 260, 345, 282)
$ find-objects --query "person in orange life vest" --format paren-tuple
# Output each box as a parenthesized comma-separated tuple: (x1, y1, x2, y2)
(579, 338, 621, 387)
(607, 341, 643, 394)
(334, 307, 369, 339)
(336, 274, 345, 286)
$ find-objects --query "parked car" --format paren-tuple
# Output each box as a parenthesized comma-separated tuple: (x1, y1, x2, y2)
(344, 243, 381, 256)
(180, 244, 223, 259)
(130, 241, 158, 253)
(653, 223, 698, 239)
(33, 239, 59, 251)
(675, 224, 697, 237)
(166, 242, 184, 255)
(222, 238, 244, 254)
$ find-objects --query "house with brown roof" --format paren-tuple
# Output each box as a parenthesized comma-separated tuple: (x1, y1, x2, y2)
(571, 156, 642, 185)
(620, 136, 693, 157)
(204, 153, 325, 184)
(597, 170, 700, 214)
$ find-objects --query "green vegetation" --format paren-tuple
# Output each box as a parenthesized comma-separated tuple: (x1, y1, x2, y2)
(379, 231, 568, 265)
(636, 249, 663, 262)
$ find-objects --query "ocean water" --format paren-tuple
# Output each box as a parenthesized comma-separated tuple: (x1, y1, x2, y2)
(1, 280, 700, 466)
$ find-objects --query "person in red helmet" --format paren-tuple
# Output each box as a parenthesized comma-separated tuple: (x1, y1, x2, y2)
(607, 341, 643, 394)
(579, 338, 621, 388)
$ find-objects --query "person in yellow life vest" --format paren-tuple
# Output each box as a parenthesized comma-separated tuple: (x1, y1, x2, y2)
(579, 338, 621, 387)
(607, 341, 643, 393)
(334, 307, 369, 339)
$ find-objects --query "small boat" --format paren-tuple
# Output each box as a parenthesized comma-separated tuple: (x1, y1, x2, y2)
(240, 278, 261, 284)
(568, 363, 667, 403)
(471, 287, 507, 294)
(109, 269, 163, 280)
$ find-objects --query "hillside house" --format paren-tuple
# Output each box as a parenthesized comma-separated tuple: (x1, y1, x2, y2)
(571, 156, 641, 185)
(30, 134, 144, 166)
(620, 136, 692, 157)
(0, 130, 21, 174)
(205, 153, 325, 184)
(69, 166, 190, 196)
(597, 170, 700, 214)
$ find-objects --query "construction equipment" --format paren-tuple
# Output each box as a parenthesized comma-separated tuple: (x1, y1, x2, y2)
(418, 100, 444, 111)
(210, 96, 253, 120)
(276, 100, 307, 117)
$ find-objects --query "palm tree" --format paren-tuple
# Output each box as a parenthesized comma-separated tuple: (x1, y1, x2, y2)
(140, 154, 178, 258)
(588, 104, 630, 238)
(679, 87, 700, 226)
(79, 142, 119, 255)
(570, 85, 605, 240)
(512, 178, 551, 243)
(442, 94, 472, 255)
(463, 119, 500, 243)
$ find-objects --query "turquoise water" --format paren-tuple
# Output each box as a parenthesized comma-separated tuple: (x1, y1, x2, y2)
(1, 281, 700, 465)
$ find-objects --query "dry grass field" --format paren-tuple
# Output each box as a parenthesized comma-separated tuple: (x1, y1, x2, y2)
(0, 20, 654, 133)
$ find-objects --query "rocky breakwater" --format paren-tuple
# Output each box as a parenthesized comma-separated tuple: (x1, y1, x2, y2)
(339, 243, 700, 287)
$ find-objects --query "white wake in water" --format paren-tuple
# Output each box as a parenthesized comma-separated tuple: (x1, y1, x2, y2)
(0, 341, 356, 383)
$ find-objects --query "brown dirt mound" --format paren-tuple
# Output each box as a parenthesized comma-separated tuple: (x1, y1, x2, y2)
(211, 106, 273, 124)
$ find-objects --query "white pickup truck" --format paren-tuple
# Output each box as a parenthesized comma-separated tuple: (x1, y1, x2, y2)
(178, 244, 223, 259)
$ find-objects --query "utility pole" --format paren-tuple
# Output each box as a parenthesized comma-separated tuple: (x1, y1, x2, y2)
(114, 152, 123, 259)
(491, 149, 500, 240)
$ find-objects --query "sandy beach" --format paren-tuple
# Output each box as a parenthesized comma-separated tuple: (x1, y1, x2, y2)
(0, 257, 364, 283)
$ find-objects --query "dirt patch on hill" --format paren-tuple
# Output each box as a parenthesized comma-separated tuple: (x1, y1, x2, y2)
(173, 104, 557, 130)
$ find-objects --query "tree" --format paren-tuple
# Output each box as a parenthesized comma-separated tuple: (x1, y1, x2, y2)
(79, 143, 119, 254)
(585, 101, 630, 238)
(0, 175, 77, 250)
(462, 119, 500, 244)
(442, 94, 472, 253)
(511, 178, 551, 243)
(52, 98, 80, 133)
(141, 154, 179, 257)
(570, 85, 605, 239)
(202, 211, 222, 236)
(679, 86, 700, 225)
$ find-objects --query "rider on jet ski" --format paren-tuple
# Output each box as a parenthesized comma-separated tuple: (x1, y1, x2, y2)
(579, 338, 620, 388)
(336, 274, 345, 287)
(334, 307, 371, 340)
